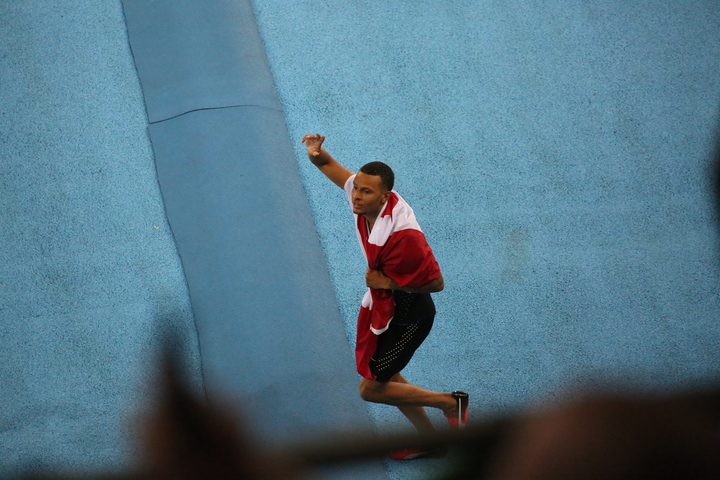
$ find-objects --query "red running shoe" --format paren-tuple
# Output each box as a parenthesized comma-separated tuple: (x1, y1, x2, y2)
(390, 447, 443, 460)
(443, 391, 469, 429)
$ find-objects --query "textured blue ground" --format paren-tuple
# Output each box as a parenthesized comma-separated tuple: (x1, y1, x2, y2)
(120, 4, 388, 479)
(0, 2, 203, 477)
(3, 1, 720, 479)
(250, 1, 720, 477)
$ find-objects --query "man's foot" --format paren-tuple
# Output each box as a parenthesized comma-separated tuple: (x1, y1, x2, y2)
(390, 447, 445, 460)
(443, 391, 469, 429)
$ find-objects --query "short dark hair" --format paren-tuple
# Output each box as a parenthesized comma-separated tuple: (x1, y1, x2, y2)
(359, 161, 394, 191)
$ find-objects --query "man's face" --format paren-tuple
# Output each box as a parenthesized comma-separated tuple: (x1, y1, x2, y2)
(352, 172, 390, 218)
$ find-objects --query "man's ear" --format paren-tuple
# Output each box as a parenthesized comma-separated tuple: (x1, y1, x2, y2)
(381, 191, 392, 203)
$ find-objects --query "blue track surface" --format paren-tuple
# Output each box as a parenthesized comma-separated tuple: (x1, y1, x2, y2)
(250, 2, 720, 477)
(1, 1, 202, 477)
(121, 0, 386, 478)
(3, 1, 720, 479)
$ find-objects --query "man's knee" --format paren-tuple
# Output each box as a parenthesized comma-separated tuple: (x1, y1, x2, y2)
(359, 378, 385, 402)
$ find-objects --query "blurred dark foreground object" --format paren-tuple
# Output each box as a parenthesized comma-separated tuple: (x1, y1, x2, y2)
(18, 359, 720, 480)
(484, 388, 720, 480)
(135, 358, 506, 480)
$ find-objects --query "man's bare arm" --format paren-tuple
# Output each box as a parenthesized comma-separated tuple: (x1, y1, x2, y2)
(302, 133, 354, 189)
(365, 269, 444, 293)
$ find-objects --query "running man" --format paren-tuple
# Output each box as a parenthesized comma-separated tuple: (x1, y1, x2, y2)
(302, 133, 468, 460)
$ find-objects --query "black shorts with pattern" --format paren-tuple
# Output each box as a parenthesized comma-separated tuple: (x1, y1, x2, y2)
(368, 291, 436, 382)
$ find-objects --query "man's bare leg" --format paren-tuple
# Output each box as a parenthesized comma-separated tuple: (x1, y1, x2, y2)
(359, 373, 456, 433)
(390, 374, 436, 434)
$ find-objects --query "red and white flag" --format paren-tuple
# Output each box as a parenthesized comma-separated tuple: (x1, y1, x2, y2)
(345, 175, 440, 380)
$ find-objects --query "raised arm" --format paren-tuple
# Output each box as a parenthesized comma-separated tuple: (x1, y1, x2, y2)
(302, 133, 354, 189)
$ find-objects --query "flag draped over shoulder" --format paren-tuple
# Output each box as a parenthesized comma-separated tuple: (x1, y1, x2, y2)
(345, 175, 440, 380)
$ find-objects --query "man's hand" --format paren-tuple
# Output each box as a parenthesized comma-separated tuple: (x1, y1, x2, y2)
(365, 269, 394, 290)
(302, 133, 325, 158)
(301, 133, 353, 188)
